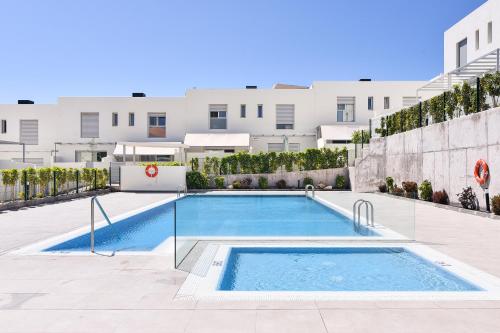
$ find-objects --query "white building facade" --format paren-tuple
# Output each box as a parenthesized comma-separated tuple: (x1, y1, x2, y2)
(0, 81, 424, 165)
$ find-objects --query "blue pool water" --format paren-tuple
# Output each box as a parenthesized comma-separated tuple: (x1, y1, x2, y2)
(218, 247, 481, 291)
(44, 195, 376, 252)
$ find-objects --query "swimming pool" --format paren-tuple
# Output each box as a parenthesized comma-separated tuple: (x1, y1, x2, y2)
(43, 195, 377, 252)
(218, 247, 481, 292)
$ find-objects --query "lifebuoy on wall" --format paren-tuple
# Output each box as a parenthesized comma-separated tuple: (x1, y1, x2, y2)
(473, 159, 489, 186)
(145, 164, 159, 178)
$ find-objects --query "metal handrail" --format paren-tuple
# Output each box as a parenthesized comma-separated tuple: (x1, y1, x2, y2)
(352, 199, 374, 231)
(90, 196, 112, 253)
(305, 184, 315, 198)
(177, 185, 187, 198)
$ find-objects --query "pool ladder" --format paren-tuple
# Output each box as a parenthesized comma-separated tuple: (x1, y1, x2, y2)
(90, 196, 112, 253)
(352, 199, 374, 231)
(305, 184, 315, 198)
(177, 185, 187, 198)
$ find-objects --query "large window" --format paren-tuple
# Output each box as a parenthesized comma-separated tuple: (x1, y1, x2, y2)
(209, 104, 227, 129)
(457, 38, 467, 68)
(368, 97, 374, 110)
(276, 104, 295, 129)
(488, 21, 493, 44)
(81, 112, 99, 138)
(336, 97, 355, 122)
(148, 113, 166, 137)
(19, 119, 38, 145)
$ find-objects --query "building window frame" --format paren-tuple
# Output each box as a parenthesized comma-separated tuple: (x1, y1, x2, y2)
(384, 97, 390, 110)
(257, 104, 263, 118)
(1, 120, 6, 133)
(475, 29, 480, 50)
(129, 112, 135, 126)
(112, 112, 118, 126)
(488, 21, 493, 44)
(209, 104, 228, 130)
(148, 113, 166, 138)
(240, 104, 246, 118)
(368, 96, 374, 110)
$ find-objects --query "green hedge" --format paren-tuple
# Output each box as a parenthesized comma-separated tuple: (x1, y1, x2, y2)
(192, 147, 347, 176)
(375, 72, 500, 137)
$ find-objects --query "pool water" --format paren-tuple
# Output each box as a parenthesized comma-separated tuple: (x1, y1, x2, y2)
(44, 195, 376, 252)
(218, 247, 481, 291)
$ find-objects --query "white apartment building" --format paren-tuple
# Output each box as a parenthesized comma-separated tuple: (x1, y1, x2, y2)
(0, 81, 425, 165)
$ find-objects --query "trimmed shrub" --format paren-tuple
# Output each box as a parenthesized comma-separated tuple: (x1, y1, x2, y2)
(402, 181, 418, 198)
(186, 171, 208, 189)
(492, 195, 500, 215)
(303, 177, 313, 187)
(214, 176, 225, 189)
(418, 180, 433, 201)
(378, 183, 387, 193)
(240, 177, 253, 189)
(335, 175, 346, 189)
(232, 180, 241, 189)
(258, 176, 269, 189)
(392, 185, 404, 196)
(457, 186, 479, 210)
(276, 179, 287, 189)
(432, 190, 450, 205)
(385, 177, 394, 193)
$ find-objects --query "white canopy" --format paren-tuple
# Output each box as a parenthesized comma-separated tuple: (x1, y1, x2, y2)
(319, 125, 368, 141)
(184, 133, 250, 147)
(113, 141, 189, 156)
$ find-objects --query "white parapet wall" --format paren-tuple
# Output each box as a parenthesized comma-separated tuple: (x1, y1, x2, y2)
(355, 106, 500, 206)
(120, 165, 187, 192)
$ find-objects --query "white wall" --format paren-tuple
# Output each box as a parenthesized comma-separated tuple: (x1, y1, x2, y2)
(444, 0, 500, 73)
(120, 165, 186, 191)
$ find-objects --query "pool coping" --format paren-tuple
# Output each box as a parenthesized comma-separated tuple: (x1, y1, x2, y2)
(177, 242, 500, 301)
(12, 191, 408, 256)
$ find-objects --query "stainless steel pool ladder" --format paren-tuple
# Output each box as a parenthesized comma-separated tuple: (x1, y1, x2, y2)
(177, 185, 187, 198)
(90, 196, 112, 253)
(305, 184, 315, 198)
(352, 199, 374, 231)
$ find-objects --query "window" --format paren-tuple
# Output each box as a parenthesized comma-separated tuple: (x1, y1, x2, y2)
(129, 112, 135, 126)
(224, 149, 235, 153)
(475, 29, 480, 50)
(488, 21, 493, 44)
(19, 120, 38, 145)
(75, 151, 107, 162)
(1, 120, 6, 133)
(112, 112, 118, 126)
(402, 96, 418, 108)
(457, 38, 467, 68)
(267, 143, 300, 152)
(148, 113, 166, 137)
(257, 104, 263, 118)
(276, 104, 295, 129)
(209, 104, 227, 129)
(336, 97, 355, 122)
(384, 97, 390, 109)
(81, 112, 99, 138)
(240, 104, 246, 118)
(368, 97, 374, 110)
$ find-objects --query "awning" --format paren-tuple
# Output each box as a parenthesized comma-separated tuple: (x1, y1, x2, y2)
(113, 142, 188, 155)
(184, 133, 250, 147)
(318, 125, 368, 141)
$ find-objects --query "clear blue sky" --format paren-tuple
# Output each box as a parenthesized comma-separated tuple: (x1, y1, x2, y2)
(0, 0, 486, 103)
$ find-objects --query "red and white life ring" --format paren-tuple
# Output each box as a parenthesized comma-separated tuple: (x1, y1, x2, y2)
(473, 159, 489, 186)
(145, 164, 159, 178)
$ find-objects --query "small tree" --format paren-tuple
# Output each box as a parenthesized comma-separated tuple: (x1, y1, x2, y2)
(481, 72, 500, 108)
(37, 167, 52, 197)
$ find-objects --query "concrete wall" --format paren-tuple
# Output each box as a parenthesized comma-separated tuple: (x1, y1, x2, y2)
(355, 107, 500, 207)
(221, 167, 349, 188)
(120, 165, 186, 191)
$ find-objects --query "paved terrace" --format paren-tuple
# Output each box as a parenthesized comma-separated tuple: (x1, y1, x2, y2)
(0, 192, 500, 332)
